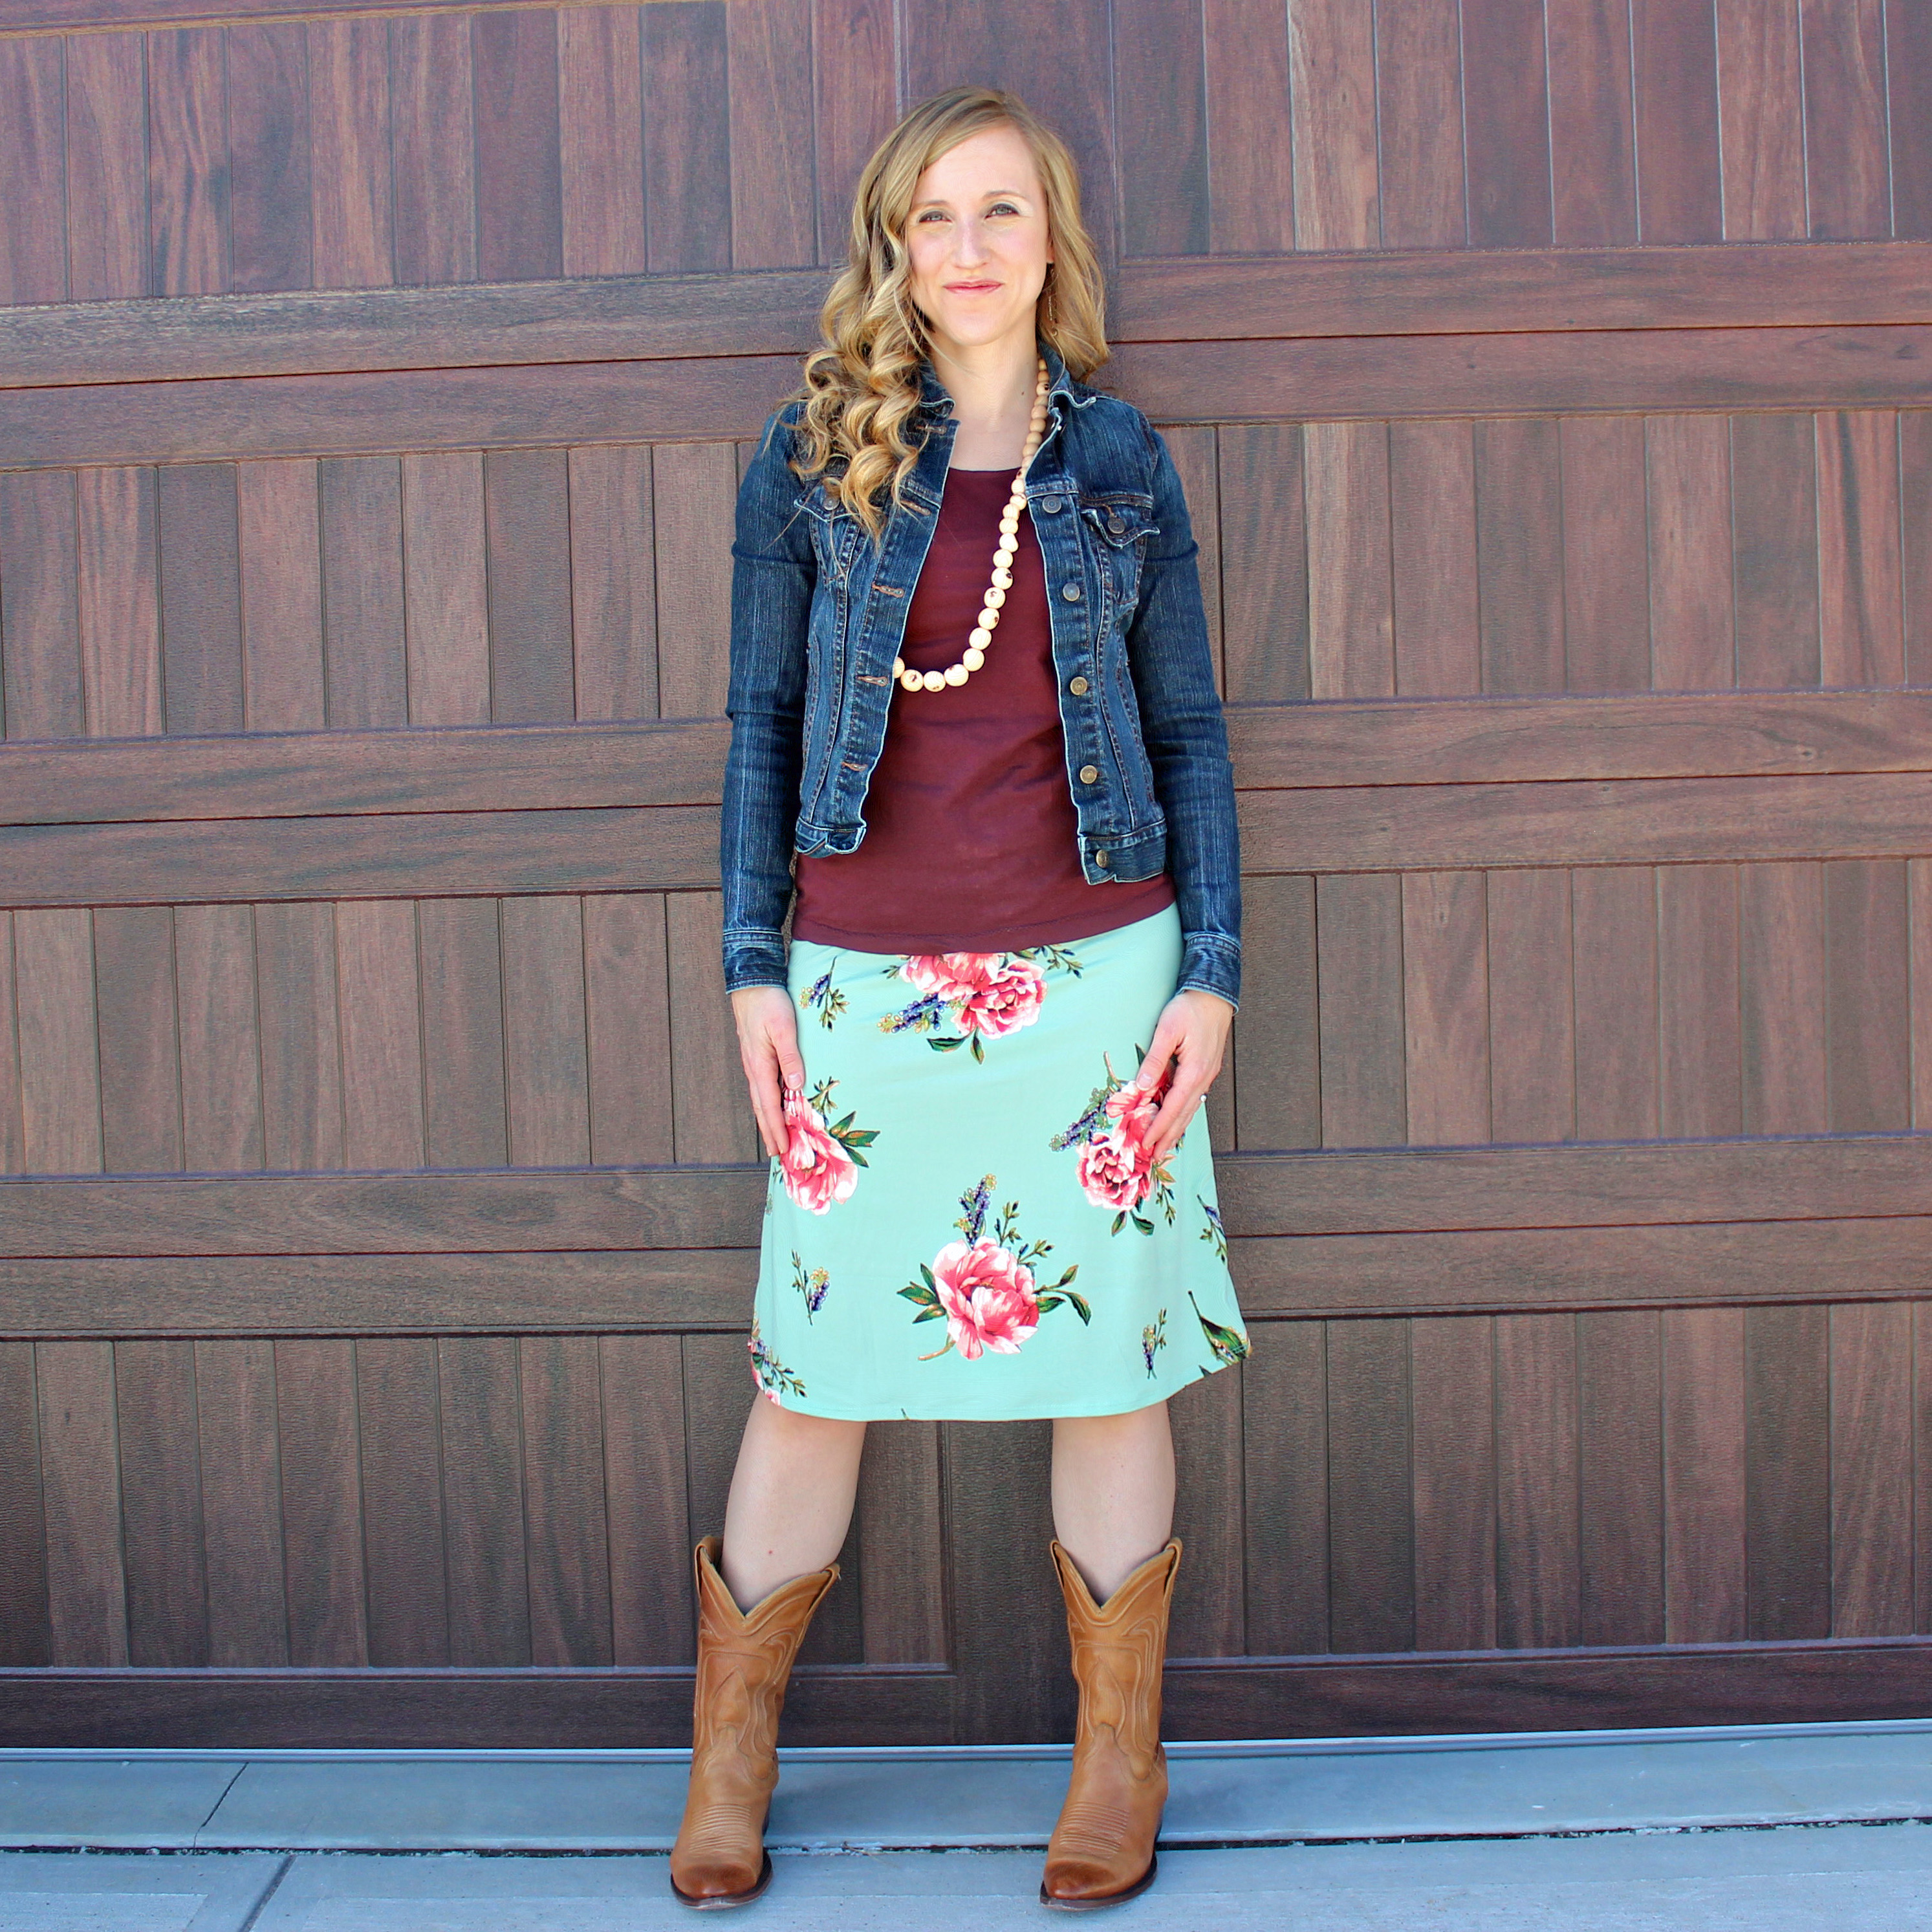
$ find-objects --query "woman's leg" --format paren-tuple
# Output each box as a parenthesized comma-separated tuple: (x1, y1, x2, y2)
(720, 1395, 869, 1608)
(1050, 1400, 1176, 1602)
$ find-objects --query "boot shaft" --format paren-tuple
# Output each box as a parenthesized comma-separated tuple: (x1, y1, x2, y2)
(1050, 1538, 1180, 1770)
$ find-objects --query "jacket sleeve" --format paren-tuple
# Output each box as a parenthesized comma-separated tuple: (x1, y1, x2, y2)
(719, 405, 814, 995)
(1123, 424, 1243, 1008)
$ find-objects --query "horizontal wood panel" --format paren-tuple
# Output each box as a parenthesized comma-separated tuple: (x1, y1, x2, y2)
(9, 693, 1932, 829)
(11, 1136, 1930, 1256)
(0, 0, 612, 30)
(1111, 327, 1932, 426)
(8, 243, 1929, 391)
(6, 332, 1928, 472)
(1, 1639, 1924, 1747)
(6, 1221, 1932, 1334)
(10, 770, 1932, 905)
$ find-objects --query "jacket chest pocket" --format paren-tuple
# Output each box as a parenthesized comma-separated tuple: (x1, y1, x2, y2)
(800, 492, 862, 583)
(1078, 495, 1156, 626)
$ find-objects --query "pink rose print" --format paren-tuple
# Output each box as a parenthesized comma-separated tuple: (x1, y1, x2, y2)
(882, 945, 1081, 1063)
(1054, 1056, 1179, 1235)
(1076, 1123, 1155, 1211)
(900, 1176, 1088, 1360)
(777, 1079, 876, 1215)
(930, 1237, 1040, 1360)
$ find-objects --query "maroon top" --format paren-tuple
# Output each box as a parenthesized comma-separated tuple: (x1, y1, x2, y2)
(790, 466, 1174, 955)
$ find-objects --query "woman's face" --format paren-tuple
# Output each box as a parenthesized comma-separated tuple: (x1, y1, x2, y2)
(903, 124, 1054, 362)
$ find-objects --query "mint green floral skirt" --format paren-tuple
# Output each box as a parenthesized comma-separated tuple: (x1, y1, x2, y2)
(750, 904, 1251, 1421)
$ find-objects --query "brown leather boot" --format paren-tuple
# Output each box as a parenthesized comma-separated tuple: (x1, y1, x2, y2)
(669, 1536, 838, 1909)
(1041, 1537, 1181, 1911)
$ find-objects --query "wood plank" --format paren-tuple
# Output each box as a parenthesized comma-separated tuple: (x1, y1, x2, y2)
(1202, 0, 1295, 252)
(1829, 1301, 1915, 1635)
(1314, 874, 1406, 1147)
(1557, 417, 1648, 693)
(320, 455, 406, 728)
(1215, 424, 1308, 703)
(1577, 1308, 1664, 1645)
(173, 902, 265, 1171)
(1288, 0, 1378, 251)
(0, 1342, 50, 1664)
(1916, 858, 1932, 1131)
(583, 894, 673, 1166)
(113, 1339, 208, 1666)
(601, 1331, 691, 1666)
(1324, 1319, 1413, 1654)
(569, 444, 657, 721)
(472, 8, 563, 284)
(1801, 0, 1892, 240)
(1485, 870, 1574, 1144)
(724, 0, 817, 268)
(651, 441, 736, 719)
(14, 1130, 1932, 1257)
(1714, 0, 1807, 241)
(1474, 418, 1565, 695)
(354, 1336, 448, 1666)
(1241, 1317, 1327, 1654)
(1494, 1313, 1580, 1649)
(1816, 410, 1905, 687)
(195, 1337, 288, 1666)
(0, 1640, 1924, 1749)
(1628, 0, 1722, 243)
(1730, 412, 1821, 688)
(1657, 864, 1741, 1136)
(237, 459, 325, 731)
(74, 466, 162, 737)
(226, 23, 311, 295)
(484, 448, 576, 723)
(1645, 415, 1733, 689)
(402, 451, 490, 726)
(1570, 867, 1659, 1140)
(389, 14, 477, 288)
(666, 893, 756, 1162)
(1168, 1362, 1244, 1657)
(1459, 0, 1552, 246)
(146, 27, 227, 298)
(1545, 0, 1636, 246)
(1387, 419, 1478, 696)
(418, 898, 509, 1170)
(1373, 0, 1463, 248)
(521, 1334, 613, 1666)
(306, 18, 391, 290)
(438, 1334, 530, 1667)
(96, 924, 179, 1193)
(1744, 1303, 1831, 1640)
(855, 1420, 948, 1666)
(500, 895, 591, 1166)
(1231, 874, 1319, 1151)
(1739, 861, 1827, 1134)
(1301, 421, 1392, 698)
(155, 461, 243, 733)
(274, 1337, 366, 1666)
(1, 470, 83, 740)
(1661, 1305, 1746, 1642)
(1823, 858, 1912, 1131)
(10, 243, 1932, 395)
(254, 901, 345, 1171)
(64, 32, 149, 303)
(1409, 1315, 1496, 1651)
(12, 909, 103, 1176)
(1905, 413, 1932, 686)
(1399, 871, 1490, 1146)
(558, 4, 645, 279)
(334, 899, 424, 1169)
(1894, 0, 1932, 243)
(643, 2, 730, 275)
(34, 1342, 127, 1666)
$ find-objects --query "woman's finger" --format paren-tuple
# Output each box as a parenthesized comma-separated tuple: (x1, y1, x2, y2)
(1133, 1010, 1185, 1092)
(743, 1036, 785, 1159)
(1145, 1063, 1211, 1158)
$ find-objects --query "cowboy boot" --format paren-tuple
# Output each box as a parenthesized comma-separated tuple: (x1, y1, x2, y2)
(1041, 1537, 1182, 1911)
(669, 1536, 840, 1909)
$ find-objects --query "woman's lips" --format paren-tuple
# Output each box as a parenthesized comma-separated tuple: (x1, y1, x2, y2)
(946, 280, 1000, 291)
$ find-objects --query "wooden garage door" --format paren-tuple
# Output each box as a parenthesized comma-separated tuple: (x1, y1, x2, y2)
(1, 0, 1930, 1746)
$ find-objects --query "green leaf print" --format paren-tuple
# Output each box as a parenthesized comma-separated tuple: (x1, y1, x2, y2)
(1189, 1292, 1252, 1367)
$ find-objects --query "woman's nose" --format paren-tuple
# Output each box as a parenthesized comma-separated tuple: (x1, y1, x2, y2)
(951, 217, 989, 265)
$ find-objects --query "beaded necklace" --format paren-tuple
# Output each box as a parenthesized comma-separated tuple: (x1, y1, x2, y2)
(893, 356, 1050, 695)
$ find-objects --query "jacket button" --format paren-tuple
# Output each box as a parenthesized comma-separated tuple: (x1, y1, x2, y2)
(1067, 675, 1090, 695)
(1094, 850, 1110, 867)
(1040, 495, 1063, 513)
(1062, 582, 1082, 601)
(1107, 514, 1126, 534)
(1078, 764, 1100, 784)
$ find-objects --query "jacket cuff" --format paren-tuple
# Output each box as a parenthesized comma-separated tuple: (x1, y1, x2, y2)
(722, 931, 790, 995)
(1177, 933, 1241, 1010)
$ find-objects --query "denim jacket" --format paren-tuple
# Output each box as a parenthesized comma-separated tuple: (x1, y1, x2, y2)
(721, 340, 1242, 1006)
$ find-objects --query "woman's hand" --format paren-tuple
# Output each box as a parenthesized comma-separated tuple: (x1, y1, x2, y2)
(732, 985, 805, 1160)
(1133, 988, 1234, 1164)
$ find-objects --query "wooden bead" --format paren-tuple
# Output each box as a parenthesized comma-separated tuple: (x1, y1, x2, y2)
(962, 647, 985, 669)
(970, 625, 992, 650)
(921, 669, 945, 692)
(943, 663, 969, 686)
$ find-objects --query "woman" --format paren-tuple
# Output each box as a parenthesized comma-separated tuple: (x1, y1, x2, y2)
(673, 85, 1248, 1912)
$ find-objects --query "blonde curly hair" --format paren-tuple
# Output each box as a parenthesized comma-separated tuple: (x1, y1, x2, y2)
(790, 86, 1109, 541)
